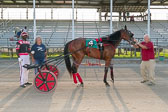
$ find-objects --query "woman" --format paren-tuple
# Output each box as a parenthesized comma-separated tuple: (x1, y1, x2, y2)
(31, 36, 47, 74)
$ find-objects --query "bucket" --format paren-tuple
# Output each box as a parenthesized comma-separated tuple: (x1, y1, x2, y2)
(159, 56, 165, 61)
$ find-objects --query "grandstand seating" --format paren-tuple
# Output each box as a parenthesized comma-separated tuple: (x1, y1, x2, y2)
(0, 20, 167, 48)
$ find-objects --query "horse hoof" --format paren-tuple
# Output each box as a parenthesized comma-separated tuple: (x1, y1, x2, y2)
(77, 83, 84, 87)
(105, 83, 110, 87)
(81, 84, 84, 87)
(81, 82, 84, 87)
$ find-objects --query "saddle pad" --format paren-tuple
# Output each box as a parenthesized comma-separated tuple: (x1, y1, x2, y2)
(86, 39, 98, 48)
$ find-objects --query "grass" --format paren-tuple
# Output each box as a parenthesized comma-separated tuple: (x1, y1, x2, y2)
(0, 50, 168, 59)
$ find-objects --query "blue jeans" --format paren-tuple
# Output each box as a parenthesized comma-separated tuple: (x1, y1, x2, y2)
(35, 59, 45, 74)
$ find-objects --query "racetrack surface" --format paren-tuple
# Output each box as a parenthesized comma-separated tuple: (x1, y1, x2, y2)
(0, 59, 168, 112)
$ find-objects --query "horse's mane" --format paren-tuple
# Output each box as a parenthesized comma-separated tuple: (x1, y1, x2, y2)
(101, 30, 121, 45)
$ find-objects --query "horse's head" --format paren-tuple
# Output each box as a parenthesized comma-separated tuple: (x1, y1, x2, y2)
(121, 25, 136, 45)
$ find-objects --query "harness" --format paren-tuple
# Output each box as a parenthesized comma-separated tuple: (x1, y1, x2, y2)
(86, 37, 116, 60)
(96, 38, 116, 59)
(95, 38, 104, 59)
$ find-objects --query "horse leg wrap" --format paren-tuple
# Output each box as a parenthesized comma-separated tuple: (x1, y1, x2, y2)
(76, 73, 83, 83)
(73, 73, 77, 84)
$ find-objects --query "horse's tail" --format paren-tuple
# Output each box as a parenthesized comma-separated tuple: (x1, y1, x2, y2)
(64, 41, 72, 77)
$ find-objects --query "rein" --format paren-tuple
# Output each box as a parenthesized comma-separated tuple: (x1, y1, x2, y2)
(103, 44, 116, 49)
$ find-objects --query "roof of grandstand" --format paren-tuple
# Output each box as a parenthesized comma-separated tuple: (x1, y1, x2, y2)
(1, 0, 168, 12)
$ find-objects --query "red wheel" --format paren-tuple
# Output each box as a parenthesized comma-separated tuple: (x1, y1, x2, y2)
(42, 64, 59, 77)
(34, 70, 57, 93)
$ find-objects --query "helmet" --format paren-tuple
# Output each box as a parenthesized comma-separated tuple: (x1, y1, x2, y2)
(21, 32, 28, 37)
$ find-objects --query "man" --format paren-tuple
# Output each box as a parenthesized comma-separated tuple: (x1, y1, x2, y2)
(16, 32, 32, 88)
(130, 15, 135, 22)
(134, 34, 155, 86)
(119, 12, 121, 22)
(22, 26, 27, 33)
(104, 12, 108, 21)
(123, 11, 126, 21)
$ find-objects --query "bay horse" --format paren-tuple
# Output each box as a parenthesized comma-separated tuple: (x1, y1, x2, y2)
(64, 26, 135, 87)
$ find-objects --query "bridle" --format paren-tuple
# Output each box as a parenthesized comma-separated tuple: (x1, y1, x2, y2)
(123, 29, 136, 45)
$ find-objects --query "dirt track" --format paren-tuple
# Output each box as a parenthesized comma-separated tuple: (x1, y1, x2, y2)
(0, 59, 168, 112)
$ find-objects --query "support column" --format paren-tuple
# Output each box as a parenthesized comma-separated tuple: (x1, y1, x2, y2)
(147, 0, 151, 36)
(26, 6, 28, 20)
(33, 0, 36, 41)
(8, 12, 9, 20)
(99, 8, 102, 21)
(76, 0, 78, 20)
(1, 6, 3, 20)
(110, 0, 113, 34)
(51, 7, 53, 20)
(72, 0, 75, 40)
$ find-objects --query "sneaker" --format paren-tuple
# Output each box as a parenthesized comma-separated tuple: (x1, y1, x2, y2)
(148, 82, 155, 86)
(25, 82, 32, 85)
(140, 80, 148, 83)
(20, 84, 26, 88)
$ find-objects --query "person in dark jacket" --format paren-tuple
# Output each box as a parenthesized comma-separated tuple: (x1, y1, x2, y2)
(31, 36, 47, 74)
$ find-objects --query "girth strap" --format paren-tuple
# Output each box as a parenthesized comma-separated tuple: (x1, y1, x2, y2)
(99, 43, 104, 59)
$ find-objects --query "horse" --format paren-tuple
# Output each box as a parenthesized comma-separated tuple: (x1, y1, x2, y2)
(64, 25, 135, 87)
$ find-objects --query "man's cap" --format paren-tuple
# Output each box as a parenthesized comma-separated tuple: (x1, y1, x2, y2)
(21, 32, 28, 37)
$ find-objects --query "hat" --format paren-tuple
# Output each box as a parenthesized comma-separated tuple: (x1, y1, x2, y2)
(21, 32, 28, 37)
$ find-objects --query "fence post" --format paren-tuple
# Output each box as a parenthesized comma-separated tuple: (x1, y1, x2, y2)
(83, 21, 84, 38)
(158, 46, 160, 60)
(134, 48, 136, 57)
(131, 48, 133, 57)
(126, 48, 128, 55)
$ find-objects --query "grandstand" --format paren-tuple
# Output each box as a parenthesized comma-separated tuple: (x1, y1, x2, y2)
(0, 0, 168, 58)
(0, 20, 167, 48)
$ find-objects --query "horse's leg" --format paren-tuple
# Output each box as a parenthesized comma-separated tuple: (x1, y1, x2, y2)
(72, 63, 84, 87)
(104, 60, 111, 87)
(71, 54, 84, 87)
(71, 63, 78, 84)
(104, 66, 110, 86)
(110, 64, 114, 83)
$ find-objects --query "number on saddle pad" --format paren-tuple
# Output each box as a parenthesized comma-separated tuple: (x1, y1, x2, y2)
(88, 40, 94, 46)
(86, 39, 98, 48)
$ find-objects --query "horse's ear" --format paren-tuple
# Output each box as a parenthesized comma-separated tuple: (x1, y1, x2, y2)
(124, 25, 127, 30)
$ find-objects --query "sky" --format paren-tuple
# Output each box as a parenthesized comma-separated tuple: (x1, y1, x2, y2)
(0, 7, 168, 21)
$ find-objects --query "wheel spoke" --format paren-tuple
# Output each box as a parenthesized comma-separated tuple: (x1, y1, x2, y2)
(37, 82, 44, 89)
(40, 73, 45, 80)
(47, 80, 55, 83)
(36, 76, 43, 81)
(46, 65, 49, 70)
(52, 67, 58, 73)
(46, 72, 49, 80)
(45, 83, 49, 91)
(53, 70, 57, 72)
